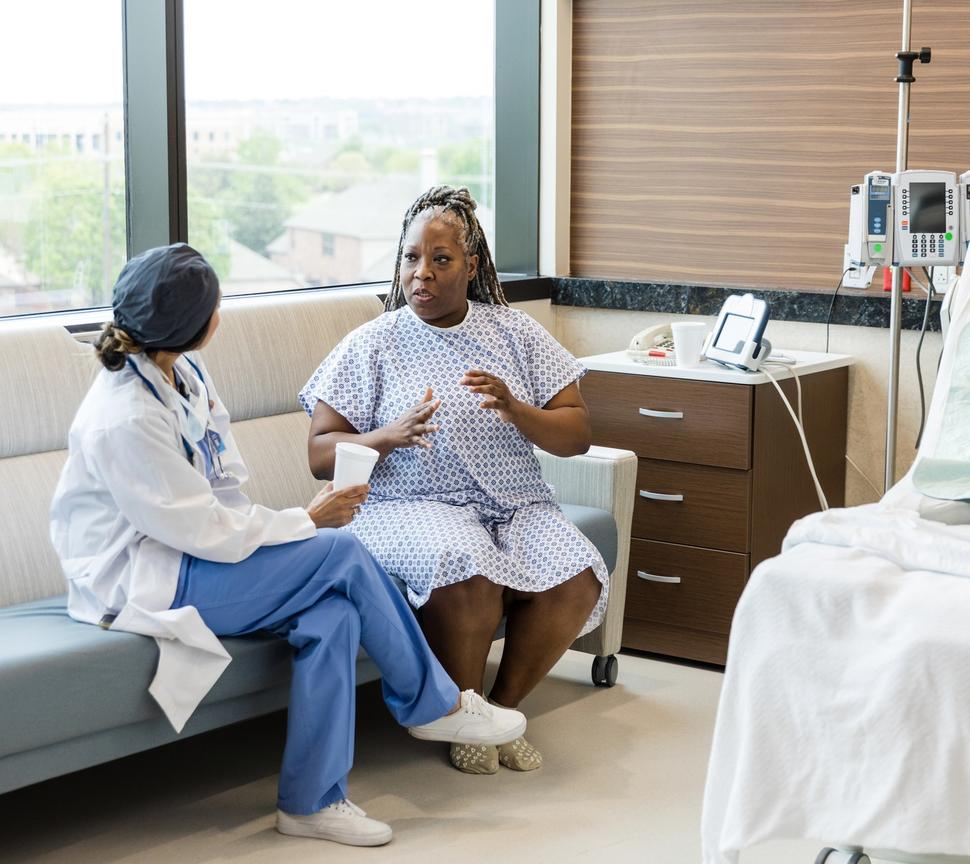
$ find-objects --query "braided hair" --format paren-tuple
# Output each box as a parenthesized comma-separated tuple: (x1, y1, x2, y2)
(384, 185, 506, 312)
(94, 321, 143, 372)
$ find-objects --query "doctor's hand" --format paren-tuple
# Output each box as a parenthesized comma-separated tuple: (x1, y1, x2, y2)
(460, 369, 522, 424)
(306, 482, 369, 529)
(382, 387, 441, 451)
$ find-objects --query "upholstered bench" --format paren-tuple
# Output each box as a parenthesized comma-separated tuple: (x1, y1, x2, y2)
(0, 290, 635, 795)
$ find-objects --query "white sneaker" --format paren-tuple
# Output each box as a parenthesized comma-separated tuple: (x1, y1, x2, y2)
(408, 689, 526, 745)
(276, 799, 392, 847)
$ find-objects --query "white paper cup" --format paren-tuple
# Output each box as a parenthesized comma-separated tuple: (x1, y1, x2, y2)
(332, 442, 380, 491)
(671, 321, 709, 367)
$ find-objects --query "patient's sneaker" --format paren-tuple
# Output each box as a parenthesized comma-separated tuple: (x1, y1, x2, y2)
(276, 799, 392, 847)
(498, 736, 543, 771)
(450, 742, 499, 774)
(408, 690, 526, 745)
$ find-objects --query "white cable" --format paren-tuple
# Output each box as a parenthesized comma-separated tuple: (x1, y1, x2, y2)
(845, 453, 883, 500)
(764, 359, 803, 426)
(761, 365, 829, 511)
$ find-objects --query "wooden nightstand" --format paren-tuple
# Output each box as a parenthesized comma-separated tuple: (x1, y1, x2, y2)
(580, 350, 852, 665)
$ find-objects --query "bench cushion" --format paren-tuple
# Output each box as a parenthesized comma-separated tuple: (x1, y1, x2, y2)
(0, 596, 292, 759)
(1, 504, 615, 758)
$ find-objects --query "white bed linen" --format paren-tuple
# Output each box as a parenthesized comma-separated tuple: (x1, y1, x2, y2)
(702, 504, 970, 864)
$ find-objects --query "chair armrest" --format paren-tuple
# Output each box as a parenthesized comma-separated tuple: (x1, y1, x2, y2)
(535, 445, 637, 514)
(535, 445, 637, 658)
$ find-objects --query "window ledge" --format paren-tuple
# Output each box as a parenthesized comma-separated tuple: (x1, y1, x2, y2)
(551, 277, 941, 332)
(0, 275, 552, 335)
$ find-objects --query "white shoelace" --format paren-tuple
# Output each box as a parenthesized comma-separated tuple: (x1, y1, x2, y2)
(460, 690, 492, 718)
(325, 799, 366, 818)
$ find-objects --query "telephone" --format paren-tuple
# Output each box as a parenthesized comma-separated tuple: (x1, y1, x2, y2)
(626, 324, 675, 359)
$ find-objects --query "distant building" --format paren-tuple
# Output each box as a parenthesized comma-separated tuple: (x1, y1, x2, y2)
(0, 106, 123, 155)
(268, 173, 494, 287)
(268, 175, 422, 286)
(221, 240, 303, 296)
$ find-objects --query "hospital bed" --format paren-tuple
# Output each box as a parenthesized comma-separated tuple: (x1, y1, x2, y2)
(701, 265, 970, 864)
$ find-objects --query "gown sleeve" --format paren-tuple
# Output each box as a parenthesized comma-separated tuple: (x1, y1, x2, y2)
(298, 324, 381, 433)
(515, 311, 587, 407)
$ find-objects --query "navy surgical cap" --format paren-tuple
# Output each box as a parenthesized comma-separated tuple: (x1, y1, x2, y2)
(112, 243, 220, 349)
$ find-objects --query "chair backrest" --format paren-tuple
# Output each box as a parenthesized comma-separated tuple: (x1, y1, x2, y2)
(0, 290, 383, 608)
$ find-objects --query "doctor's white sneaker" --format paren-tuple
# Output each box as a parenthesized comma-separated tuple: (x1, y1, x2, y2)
(408, 689, 526, 745)
(276, 800, 392, 847)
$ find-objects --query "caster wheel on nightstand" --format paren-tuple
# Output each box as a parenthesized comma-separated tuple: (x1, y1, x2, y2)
(591, 654, 618, 687)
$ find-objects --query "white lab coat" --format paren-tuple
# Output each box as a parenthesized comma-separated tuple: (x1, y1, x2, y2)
(50, 352, 316, 732)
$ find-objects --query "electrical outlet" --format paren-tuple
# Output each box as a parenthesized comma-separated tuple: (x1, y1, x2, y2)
(842, 245, 875, 289)
(932, 266, 957, 293)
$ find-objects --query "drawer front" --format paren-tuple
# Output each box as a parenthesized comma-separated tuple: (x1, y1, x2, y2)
(633, 459, 751, 553)
(624, 538, 748, 636)
(583, 371, 752, 469)
(622, 619, 729, 666)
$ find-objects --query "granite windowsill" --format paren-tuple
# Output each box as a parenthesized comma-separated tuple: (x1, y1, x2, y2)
(551, 277, 942, 332)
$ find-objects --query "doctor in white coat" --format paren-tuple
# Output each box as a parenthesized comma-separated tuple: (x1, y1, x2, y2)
(49, 243, 525, 847)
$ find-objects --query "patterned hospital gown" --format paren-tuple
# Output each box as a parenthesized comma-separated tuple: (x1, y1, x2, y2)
(298, 301, 608, 636)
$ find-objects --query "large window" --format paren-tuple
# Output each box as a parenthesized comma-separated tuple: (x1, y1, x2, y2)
(0, 2, 126, 316)
(0, 1, 534, 320)
(182, 1, 495, 295)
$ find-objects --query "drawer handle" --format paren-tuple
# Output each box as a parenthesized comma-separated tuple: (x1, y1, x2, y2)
(639, 489, 684, 502)
(639, 407, 684, 420)
(637, 570, 682, 584)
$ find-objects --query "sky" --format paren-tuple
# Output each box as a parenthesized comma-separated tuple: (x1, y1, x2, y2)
(0, 0, 494, 106)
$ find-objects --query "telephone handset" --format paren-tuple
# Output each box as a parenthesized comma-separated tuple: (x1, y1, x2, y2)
(626, 324, 675, 359)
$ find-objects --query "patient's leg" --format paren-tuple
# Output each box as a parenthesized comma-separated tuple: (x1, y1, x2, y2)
(420, 574, 505, 694)
(489, 567, 601, 709)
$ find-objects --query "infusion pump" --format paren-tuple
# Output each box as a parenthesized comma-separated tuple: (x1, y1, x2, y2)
(847, 171, 894, 268)
(847, 169, 965, 270)
(893, 169, 959, 266)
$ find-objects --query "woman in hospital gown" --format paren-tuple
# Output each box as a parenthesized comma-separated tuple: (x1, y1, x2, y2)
(49, 243, 525, 848)
(301, 186, 609, 775)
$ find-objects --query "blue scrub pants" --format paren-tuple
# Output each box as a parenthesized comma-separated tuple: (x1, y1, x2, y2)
(170, 529, 459, 815)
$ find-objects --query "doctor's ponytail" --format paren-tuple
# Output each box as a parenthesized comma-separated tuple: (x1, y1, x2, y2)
(95, 322, 142, 371)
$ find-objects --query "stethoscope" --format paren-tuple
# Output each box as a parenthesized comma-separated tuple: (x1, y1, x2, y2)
(126, 356, 231, 480)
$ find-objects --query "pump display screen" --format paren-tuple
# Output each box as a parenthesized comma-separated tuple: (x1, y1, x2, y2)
(714, 314, 754, 353)
(909, 182, 946, 233)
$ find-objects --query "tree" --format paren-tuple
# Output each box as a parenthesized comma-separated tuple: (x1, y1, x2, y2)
(18, 148, 228, 305)
(439, 138, 493, 206)
(213, 131, 309, 256)
(23, 150, 126, 307)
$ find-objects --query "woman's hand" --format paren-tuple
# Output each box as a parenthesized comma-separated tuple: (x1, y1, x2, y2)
(383, 387, 441, 450)
(460, 369, 522, 423)
(306, 482, 369, 529)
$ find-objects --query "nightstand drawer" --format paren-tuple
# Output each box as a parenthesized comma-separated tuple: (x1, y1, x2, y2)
(583, 371, 752, 469)
(624, 539, 748, 636)
(633, 459, 751, 552)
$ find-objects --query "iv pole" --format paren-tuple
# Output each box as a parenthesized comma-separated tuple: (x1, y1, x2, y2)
(884, 0, 931, 492)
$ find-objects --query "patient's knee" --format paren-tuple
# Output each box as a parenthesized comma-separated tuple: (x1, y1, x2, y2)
(430, 574, 503, 616)
(540, 568, 601, 613)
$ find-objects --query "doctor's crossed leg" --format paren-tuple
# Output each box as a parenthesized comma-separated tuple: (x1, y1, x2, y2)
(50, 243, 525, 848)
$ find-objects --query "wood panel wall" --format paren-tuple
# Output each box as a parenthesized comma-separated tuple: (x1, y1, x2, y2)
(570, 0, 970, 290)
